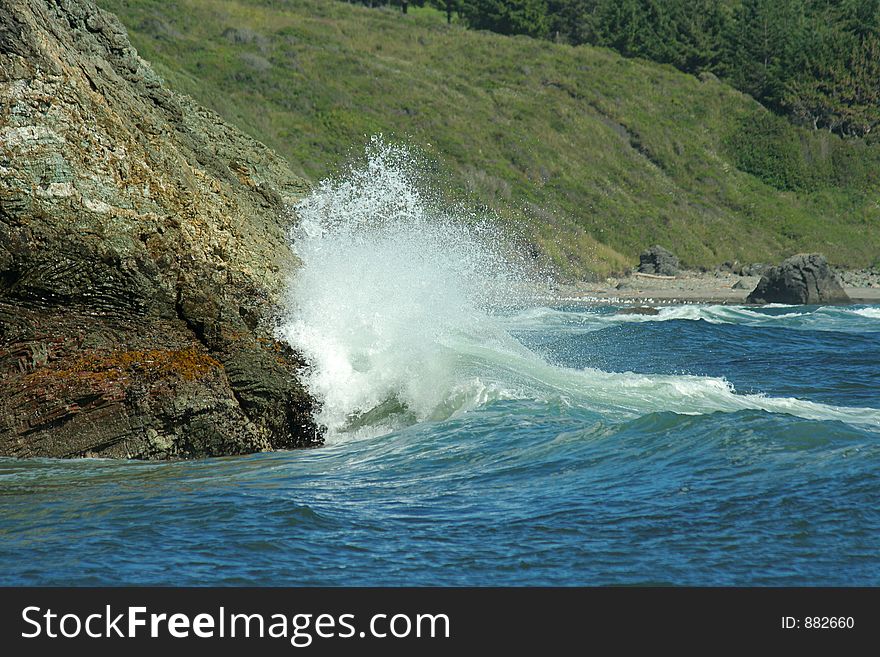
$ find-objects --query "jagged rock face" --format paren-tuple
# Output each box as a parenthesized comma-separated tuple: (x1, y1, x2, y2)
(746, 253, 850, 305)
(0, 0, 323, 458)
(638, 245, 679, 276)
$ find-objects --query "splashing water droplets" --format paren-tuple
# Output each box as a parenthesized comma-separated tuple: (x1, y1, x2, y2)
(277, 140, 527, 439)
(277, 139, 880, 442)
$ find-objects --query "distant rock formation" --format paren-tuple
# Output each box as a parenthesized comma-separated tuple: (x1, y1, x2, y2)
(716, 260, 768, 277)
(746, 254, 850, 305)
(740, 263, 770, 277)
(638, 245, 679, 276)
(717, 260, 740, 274)
(0, 0, 322, 458)
(833, 266, 880, 289)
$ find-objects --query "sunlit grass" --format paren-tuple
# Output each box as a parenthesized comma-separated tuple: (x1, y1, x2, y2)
(98, 0, 880, 278)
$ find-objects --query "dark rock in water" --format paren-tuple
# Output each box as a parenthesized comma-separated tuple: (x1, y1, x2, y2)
(746, 254, 850, 305)
(638, 245, 679, 276)
(0, 0, 322, 458)
(616, 306, 660, 316)
(344, 396, 416, 432)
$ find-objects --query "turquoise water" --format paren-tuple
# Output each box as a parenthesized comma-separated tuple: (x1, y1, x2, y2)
(1, 303, 879, 586)
(2, 144, 878, 586)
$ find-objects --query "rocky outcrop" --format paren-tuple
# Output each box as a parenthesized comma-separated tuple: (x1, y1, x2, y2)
(0, 0, 322, 458)
(746, 253, 850, 305)
(833, 266, 880, 289)
(716, 260, 770, 276)
(740, 263, 770, 277)
(718, 261, 769, 277)
(638, 245, 679, 276)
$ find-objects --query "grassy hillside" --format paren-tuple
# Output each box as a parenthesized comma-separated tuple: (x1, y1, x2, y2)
(98, 0, 880, 278)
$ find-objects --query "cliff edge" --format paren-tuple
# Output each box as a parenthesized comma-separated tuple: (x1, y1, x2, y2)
(0, 0, 323, 458)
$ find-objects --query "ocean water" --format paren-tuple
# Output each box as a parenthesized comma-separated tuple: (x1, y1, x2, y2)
(2, 143, 879, 586)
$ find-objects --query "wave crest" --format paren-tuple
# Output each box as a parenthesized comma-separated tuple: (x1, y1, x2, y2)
(278, 140, 880, 439)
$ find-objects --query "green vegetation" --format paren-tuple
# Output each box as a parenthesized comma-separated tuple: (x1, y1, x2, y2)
(375, 1, 880, 140)
(458, 0, 552, 37)
(98, 0, 880, 277)
(557, 0, 880, 140)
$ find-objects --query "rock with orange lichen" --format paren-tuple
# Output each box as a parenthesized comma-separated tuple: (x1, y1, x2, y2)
(0, 0, 323, 458)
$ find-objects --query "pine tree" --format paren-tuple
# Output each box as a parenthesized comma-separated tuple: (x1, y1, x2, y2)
(721, 0, 807, 110)
(428, 0, 462, 24)
(817, 33, 880, 137)
(459, 0, 551, 38)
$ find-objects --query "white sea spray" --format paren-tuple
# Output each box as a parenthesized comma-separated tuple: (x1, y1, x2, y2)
(278, 139, 880, 440)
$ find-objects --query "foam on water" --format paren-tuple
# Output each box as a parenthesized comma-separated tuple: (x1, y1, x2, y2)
(854, 307, 880, 319)
(587, 303, 879, 330)
(506, 304, 880, 334)
(278, 140, 880, 439)
(276, 139, 527, 438)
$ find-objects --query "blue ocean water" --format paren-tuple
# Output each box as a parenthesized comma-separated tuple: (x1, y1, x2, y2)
(2, 303, 879, 586)
(2, 144, 878, 586)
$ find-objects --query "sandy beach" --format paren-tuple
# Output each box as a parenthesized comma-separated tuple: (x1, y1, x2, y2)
(543, 271, 880, 305)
